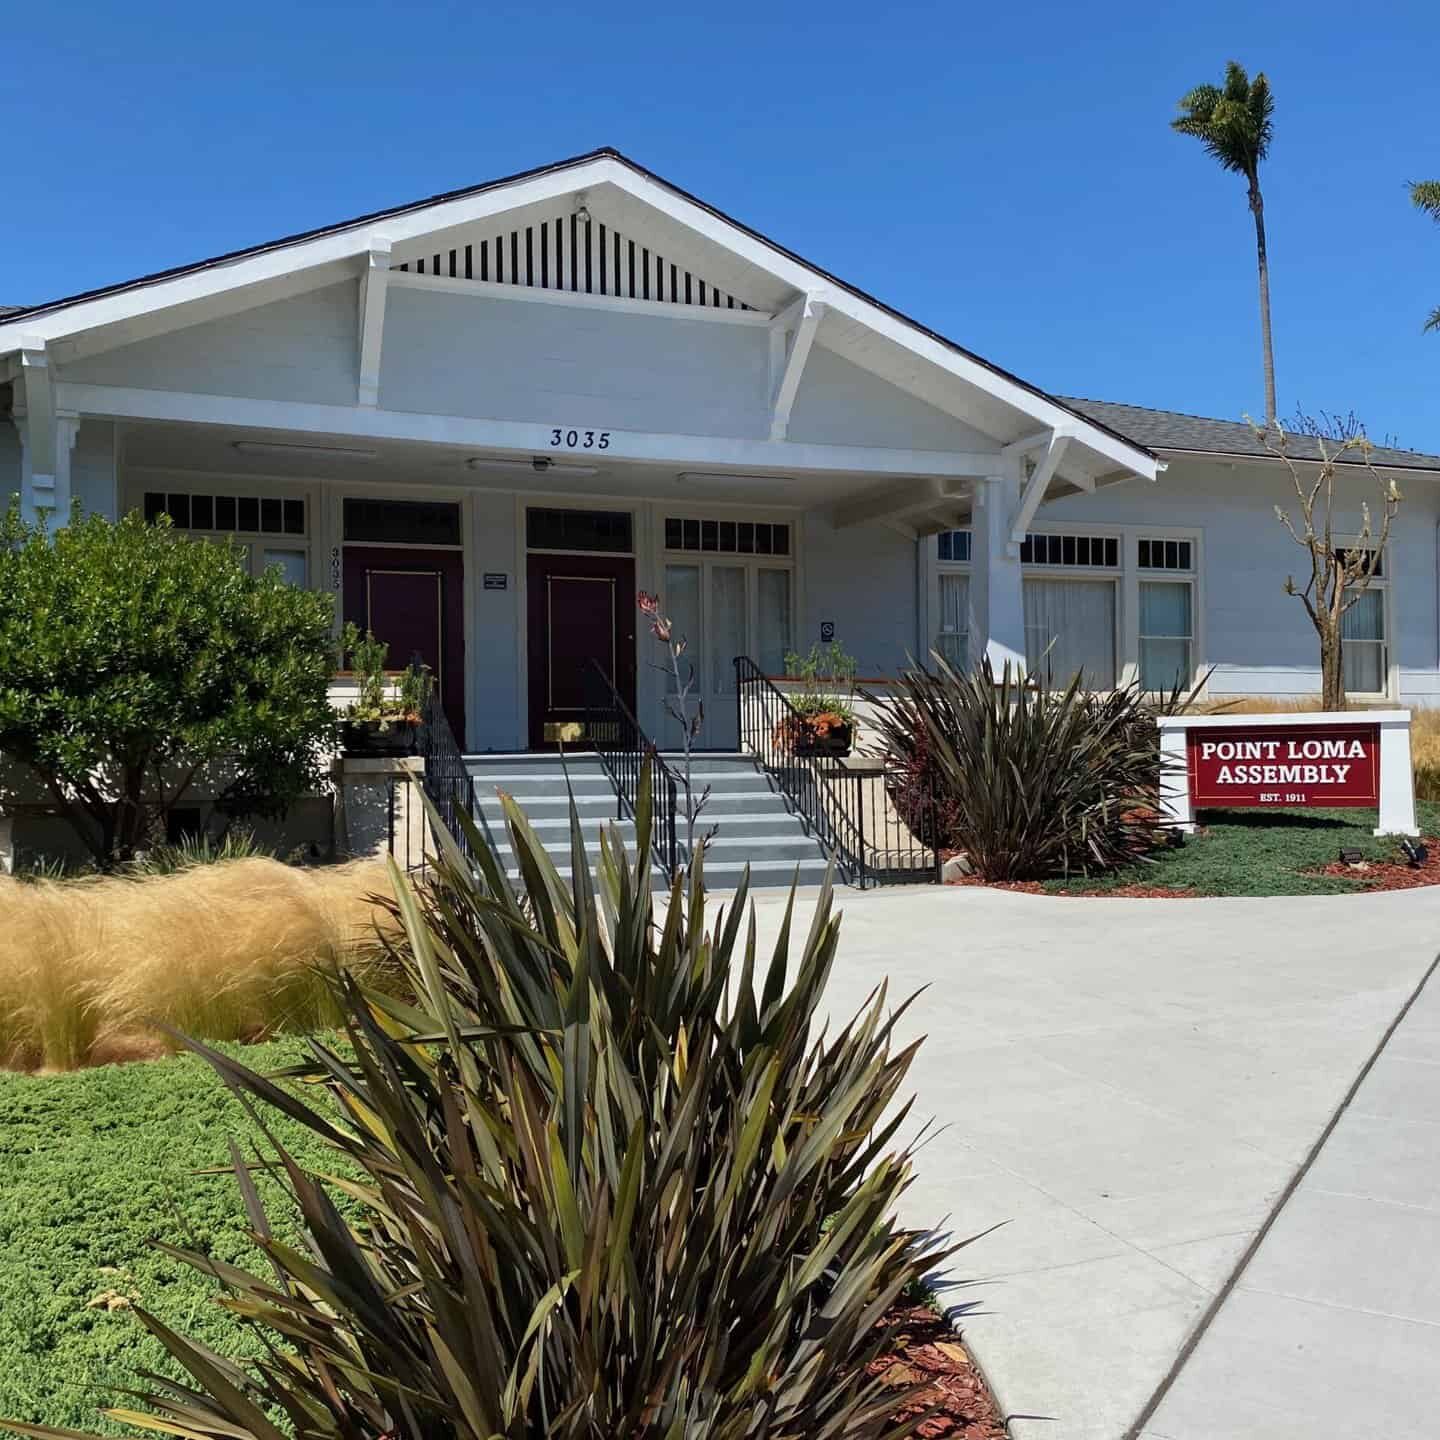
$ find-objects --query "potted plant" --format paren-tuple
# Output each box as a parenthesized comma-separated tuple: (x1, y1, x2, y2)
(776, 642, 859, 757)
(339, 623, 432, 756)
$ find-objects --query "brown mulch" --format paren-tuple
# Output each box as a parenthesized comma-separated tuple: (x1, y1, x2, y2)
(866, 1304, 1007, 1438)
(1314, 837, 1440, 892)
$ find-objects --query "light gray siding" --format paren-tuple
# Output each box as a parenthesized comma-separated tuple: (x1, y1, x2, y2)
(380, 289, 769, 437)
(801, 509, 918, 677)
(0, 423, 18, 508)
(73, 420, 117, 520)
(65, 282, 360, 407)
(468, 491, 522, 751)
(1039, 459, 1440, 704)
(788, 345, 994, 453)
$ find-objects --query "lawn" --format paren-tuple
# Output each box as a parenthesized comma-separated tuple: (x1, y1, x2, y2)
(1045, 801, 1440, 897)
(0, 1036, 350, 1432)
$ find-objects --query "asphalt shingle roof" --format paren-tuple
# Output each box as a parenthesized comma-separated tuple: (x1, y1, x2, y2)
(1060, 396, 1440, 474)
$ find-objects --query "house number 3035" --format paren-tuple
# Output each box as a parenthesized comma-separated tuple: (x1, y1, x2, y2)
(550, 428, 611, 450)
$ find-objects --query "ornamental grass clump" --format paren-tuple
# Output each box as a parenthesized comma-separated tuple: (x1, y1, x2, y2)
(8, 773, 958, 1439)
(869, 655, 1185, 882)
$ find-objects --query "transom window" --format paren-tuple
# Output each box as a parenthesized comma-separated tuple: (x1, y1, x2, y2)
(140, 489, 308, 585)
(664, 517, 790, 556)
(937, 530, 972, 563)
(144, 490, 305, 537)
(1138, 538, 1194, 571)
(1019, 532, 1120, 568)
(345, 498, 460, 546)
(526, 507, 633, 553)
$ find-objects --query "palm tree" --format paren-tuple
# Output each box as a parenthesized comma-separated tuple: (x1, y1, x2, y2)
(1411, 180, 1440, 332)
(1173, 62, 1278, 425)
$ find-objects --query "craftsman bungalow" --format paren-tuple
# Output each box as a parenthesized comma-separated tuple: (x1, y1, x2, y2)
(4, 147, 1440, 759)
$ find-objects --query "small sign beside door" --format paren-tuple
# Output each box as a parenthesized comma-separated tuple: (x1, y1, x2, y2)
(483, 572, 509, 591)
(820, 621, 836, 643)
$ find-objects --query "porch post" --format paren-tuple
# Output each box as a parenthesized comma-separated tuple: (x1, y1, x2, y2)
(12, 340, 79, 531)
(975, 470, 1026, 675)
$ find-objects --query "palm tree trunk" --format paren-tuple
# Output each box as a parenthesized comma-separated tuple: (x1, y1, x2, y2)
(1249, 180, 1277, 426)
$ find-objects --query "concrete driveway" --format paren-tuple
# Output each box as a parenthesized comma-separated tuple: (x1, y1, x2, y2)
(737, 882, 1440, 1440)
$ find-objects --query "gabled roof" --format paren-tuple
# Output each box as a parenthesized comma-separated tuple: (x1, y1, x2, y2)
(0, 147, 1155, 477)
(1062, 396, 1440, 475)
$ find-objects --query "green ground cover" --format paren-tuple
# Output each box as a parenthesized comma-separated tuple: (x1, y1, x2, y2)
(0, 1036, 348, 1433)
(1045, 801, 1440, 897)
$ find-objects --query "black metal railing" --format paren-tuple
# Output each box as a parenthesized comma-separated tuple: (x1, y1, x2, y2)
(733, 655, 940, 888)
(584, 659, 682, 879)
(388, 690, 477, 874)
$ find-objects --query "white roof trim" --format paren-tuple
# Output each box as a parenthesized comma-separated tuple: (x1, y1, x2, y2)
(0, 150, 1157, 481)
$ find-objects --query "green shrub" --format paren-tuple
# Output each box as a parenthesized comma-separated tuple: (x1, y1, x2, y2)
(0, 504, 337, 868)
(868, 655, 1181, 881)
(10, 776, 958, 1438)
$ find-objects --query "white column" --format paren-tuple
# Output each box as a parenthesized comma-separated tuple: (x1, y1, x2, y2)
(1376, 715, 1419, 837)
(1157, 721, 1195, 832)
(975, 471, 1026, 676)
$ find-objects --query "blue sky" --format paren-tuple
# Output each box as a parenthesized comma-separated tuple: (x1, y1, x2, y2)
(5, 0, 1438, 448)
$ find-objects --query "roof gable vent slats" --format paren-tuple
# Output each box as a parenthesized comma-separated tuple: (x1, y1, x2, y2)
(393, 214, 750, 311)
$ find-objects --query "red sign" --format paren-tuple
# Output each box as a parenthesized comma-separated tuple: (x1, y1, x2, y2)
(1187, 723, 1380, 809)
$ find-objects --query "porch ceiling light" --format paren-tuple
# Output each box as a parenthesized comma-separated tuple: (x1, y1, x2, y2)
(466, 456, 599, 477)
(233, 440, 377, 461)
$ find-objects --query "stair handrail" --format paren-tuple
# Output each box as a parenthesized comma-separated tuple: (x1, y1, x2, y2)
(731, 655, 868, 881)
(418, 687, 478, 864)
(584, 659, 681, 880)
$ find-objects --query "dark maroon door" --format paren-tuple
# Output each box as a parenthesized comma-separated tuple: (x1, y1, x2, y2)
(343, 547, 465, 741)
(527, 553, 635, 748)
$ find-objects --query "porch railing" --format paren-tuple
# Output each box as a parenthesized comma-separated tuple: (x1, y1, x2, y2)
(733, 655, 941, 888)
(388, 690, 476, 874)
(584, 659, 681, 880)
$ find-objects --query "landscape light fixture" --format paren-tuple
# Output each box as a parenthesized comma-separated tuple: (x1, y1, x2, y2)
(1400, 838, 1429, 868)
(1338, 847, 1365, 866)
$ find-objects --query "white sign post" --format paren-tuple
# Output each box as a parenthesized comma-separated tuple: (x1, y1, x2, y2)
(1157, 710, 1418, 838)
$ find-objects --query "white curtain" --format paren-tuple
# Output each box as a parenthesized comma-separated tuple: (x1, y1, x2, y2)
(664, 564, 701, 694)
(1139, 581, 1192, 692)
(710, 565, 747, 695)
(937, 572, 970, 670)
(756, 568, 791, 676)
(1342, 588, 1386, 693)
(1024, 579, 1116, 689)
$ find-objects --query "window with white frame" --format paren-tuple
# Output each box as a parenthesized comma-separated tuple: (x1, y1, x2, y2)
(142, 488, 310, 585)
(1138, 582, 1193, 692)
(1137, 535, 1198, 692)
(1020, 530, 1120, 688)
(663, 518, 794, 695)
(935, 529, 972, 669)
(948, 525, 1203, 692)
(1336, 549, 1388, 694)
(1024, 578, 1117, 688)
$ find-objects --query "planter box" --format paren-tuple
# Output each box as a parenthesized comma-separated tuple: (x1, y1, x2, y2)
(792, 723, 854, 758)
(341, 717, 420, 757)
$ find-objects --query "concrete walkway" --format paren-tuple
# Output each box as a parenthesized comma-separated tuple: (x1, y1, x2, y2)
(735, 882, 1440, 1440)
(1142, 945, 1440, 1439)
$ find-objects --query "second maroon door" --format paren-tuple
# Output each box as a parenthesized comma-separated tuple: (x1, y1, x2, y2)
(527, 552, 636, 748)
(343, 546, 466, 741)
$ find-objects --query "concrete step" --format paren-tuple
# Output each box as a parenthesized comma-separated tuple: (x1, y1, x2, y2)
(468, 772, 775, 799)
(465, 756, 760, 780)
(479, 812, 809, 839)
(473, 791, 792, 822)
(488, 833, 826, 868)
(494, 857, 833, 892)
